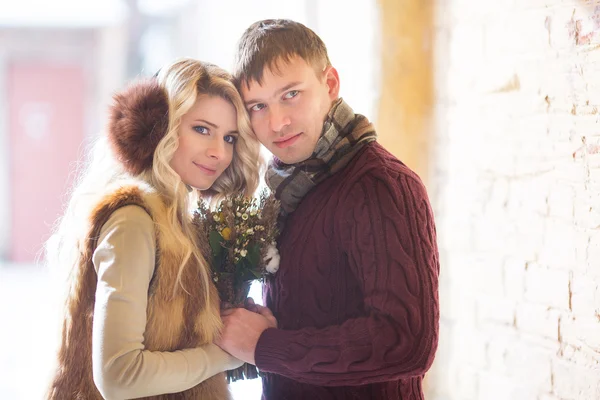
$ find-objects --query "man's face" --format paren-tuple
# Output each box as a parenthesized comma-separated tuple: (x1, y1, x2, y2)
(241, 56, 339, 164)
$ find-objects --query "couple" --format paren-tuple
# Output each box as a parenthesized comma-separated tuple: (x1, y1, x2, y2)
(46, 19, 440, 400)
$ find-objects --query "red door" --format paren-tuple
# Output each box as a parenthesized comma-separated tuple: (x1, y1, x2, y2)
(8, 62, 86, 263)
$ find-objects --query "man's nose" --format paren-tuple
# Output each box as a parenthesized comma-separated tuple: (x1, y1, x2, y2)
(268, 104, 291, 133)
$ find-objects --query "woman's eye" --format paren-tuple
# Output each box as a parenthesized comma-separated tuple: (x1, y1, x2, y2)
(193, 126, 209, 134)
(224, 135, 238, 144)
(284, 90, 299, 99)
(250, 104, 266, 112)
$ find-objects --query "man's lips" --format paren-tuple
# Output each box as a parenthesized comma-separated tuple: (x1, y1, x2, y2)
(274, 133, 302, 149)
(193, 162, 217, 175)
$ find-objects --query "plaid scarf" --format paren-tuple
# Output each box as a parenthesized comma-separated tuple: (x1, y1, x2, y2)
(266, 98, 377, 216)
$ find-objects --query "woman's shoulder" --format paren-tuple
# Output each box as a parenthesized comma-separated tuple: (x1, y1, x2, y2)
(103, 177, 159, 206)
(102, 205, 153, 231)
(89, 178, 161, 238)
(94, 178, 160, 216)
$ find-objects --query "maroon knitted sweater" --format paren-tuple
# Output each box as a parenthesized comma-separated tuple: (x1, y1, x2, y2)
(255, 142, 440, 399)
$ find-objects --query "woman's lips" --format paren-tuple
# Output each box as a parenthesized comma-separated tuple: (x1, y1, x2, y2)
(193, 162, 217, 175)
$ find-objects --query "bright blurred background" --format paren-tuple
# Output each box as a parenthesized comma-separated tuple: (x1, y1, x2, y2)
(0, 1, 379, 399)
(1, 0, 599, 399)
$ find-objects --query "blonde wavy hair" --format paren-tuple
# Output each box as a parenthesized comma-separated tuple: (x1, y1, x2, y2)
(46, 58, 262, 308)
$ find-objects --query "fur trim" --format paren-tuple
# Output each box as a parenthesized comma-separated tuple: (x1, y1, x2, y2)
(47, 181, 228, 399)
(108, 79, 169, 175)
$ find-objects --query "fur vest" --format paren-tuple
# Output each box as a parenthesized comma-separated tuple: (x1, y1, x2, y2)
(47, 180, 230, 399)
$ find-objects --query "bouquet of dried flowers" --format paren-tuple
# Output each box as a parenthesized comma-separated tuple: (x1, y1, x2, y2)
(193, 189, 280, 382)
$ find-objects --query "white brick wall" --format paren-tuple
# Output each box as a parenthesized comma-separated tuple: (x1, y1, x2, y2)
(427, 0, 600, 399)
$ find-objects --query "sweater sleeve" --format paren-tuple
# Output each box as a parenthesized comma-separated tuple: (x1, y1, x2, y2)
(91, 205, 242, 400)
(254, 170, 439, 386)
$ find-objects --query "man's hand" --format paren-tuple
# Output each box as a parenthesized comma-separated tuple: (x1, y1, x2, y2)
(244, 297, 276, 324)
(216, 304, 277, 365)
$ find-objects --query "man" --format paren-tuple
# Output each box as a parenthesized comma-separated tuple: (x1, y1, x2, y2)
(217, 19, 440, 399)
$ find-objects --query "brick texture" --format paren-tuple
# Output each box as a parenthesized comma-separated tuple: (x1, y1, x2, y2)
(422, 1, 600, 399)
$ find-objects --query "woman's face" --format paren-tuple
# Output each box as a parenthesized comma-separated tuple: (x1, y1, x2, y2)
(171, 94, 239, 190)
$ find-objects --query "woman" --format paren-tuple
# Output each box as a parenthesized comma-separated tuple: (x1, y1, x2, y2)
(45, 58, 262, 399)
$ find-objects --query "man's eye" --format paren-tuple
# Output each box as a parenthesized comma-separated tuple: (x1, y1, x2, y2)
(193, 126, 209, 134)
(284, 90, 299, 99)
(250, 104, 266, 112)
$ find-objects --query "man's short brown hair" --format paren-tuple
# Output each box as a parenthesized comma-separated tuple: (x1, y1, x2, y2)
(233, 19, 331, 90)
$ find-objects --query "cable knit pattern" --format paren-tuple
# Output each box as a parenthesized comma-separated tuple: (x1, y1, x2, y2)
(255, 142, 440, 400)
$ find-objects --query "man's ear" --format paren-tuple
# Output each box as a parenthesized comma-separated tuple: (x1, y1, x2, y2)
(323, 66, 340, 100)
